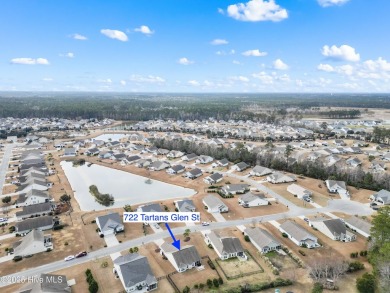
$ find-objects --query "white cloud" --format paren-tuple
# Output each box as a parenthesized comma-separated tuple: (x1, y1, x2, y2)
(242, 49, 267, 57)
(120, 80, 127, 86)
(318, 0, 350, 7)
(226, 0, 288, 22)
(211, 39, 228, 45)
(60, 52, 74, 58)
(252, 71, 274, 84)
(70, 33, 87, 40)
(337, 64, 354, 76)
(363, 57, 390, 72)
(233, 60, 242, 65)
(42, 78, 53, 81)
(216, 49, 235, 56)
(178, 57, 194, 65)
(322, 45, 360, 62)
(217, 8, 225, 14)
(230, 76, 250, 82)
(100, 29, 128, 42)
(317, 63, 335, 72)
(129, 75, 165, 83)
(98, 78, 112, 84)
(134, 25, 154, 35)
(273, 59, 289, 70)
(188, 80, 200, 86)
(10, 58, 49, 65)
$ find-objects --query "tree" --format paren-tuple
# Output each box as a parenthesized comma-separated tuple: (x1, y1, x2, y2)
(312, 282, 323, 293)
(60, 194, 71, 203)
(133, 246, 139, 253)
(356, 273, 375, 293)
(284, 145, 294, 166)
(88, 280, 99, 293)
(2, 196, 11, 205)
(183, 228, 191, 238)
(371, 206, 390, 247)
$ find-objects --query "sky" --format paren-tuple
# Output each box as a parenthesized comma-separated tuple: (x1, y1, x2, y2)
(1, 0, 390, 93)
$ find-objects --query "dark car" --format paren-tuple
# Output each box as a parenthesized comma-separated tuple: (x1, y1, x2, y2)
(13, 256, 23, 262)
(75, 251, 87, 258)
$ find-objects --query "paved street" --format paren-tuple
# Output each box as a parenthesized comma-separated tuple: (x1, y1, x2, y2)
(0, 143, 15, 196)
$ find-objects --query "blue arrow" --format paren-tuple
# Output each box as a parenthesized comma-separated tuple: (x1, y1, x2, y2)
(165, 223, 180, 250)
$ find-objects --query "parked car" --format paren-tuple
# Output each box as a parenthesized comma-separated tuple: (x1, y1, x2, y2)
(13, 256, 23, 262)
(202, 222, 210, 226)
(64, 255, 75, 261)
(303, 218, 309, 223)
(0, 218, 8, 223)
(76, 251, 87, 258)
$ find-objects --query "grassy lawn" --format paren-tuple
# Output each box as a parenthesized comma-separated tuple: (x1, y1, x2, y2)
(215, 250, 264, 280)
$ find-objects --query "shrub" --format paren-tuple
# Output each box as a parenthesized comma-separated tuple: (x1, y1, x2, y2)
(64, 242, 68, 246)
(218, 277, 223, 284)
(207, 279, 213, 288)
(282, 232, 288, 238)
(88, 280, 99, 293)
(85, 269, 92, 277)
(208, 243, 213, 249)
(91, 220, 96, 224)
(183, 286, 190, 293)
(348, 261, 365, 273)
(101, 261, 108, 268)
(312, 282, 323, 293)
(244, 235, 250, 242)
(298, 250, 306, 256)
(213, 278, 219, 288)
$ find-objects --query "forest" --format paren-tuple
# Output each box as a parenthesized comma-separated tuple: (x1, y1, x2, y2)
(1, 93, 390, 121)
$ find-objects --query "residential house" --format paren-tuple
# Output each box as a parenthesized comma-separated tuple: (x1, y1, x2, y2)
(137, 204, 163, 225)
(113, 253, 158, 292)
(238, 192, 268, 207)
(195, 155, 214, 165)
(86, 147, 100, 156)
(344, 216, 372, 238)
(96, 213, 124, 236)
(279, 220, 319, 249)
(121, 155, 141, 165)
(13, 229, 53, 257)
(205, 230, 247, 260)
(346, 157, 362, 167)
(250, 165, 273, 177)
(167, 150, 185, 159)
(383, 153, 390, 162)
(244, 227, 281, 254)
(182, 153, 198, 161)
(16, 274, 71, 293)
(266, 172, 296, 184)
(15, 216, 55, 235)
(211, 158, 229, 168)
(63, 147, 77, 157)
(110, 153, 127, 162)
(175, 199, 196, 212)
(160, 242, 202, 273)
(310, 218, 356, 242)
(135, 159, 153, 168)
(16, 189, 50, 207)
(203, 173, 223, 185)
(98, 151, 113, 159)
(15, 202, 53, 221)
(287, 184, 312, 200)
(370, 189, 390, 205)
(148, 161, 170, 171)
(220, 184, 250, 196)
(232, 162, 249, 172)
(334, 139, 346, 146)
(371, 161, 386, 172)
(325, 180, 350, 199)
(185, 168, 203, 179)
(166, 165, 186, 175)
(203, 195, 228, 213)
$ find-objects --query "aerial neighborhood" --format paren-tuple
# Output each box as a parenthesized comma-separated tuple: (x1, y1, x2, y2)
(0, 114, 388, 293)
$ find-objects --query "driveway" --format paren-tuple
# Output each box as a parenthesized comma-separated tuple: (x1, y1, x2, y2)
(104, 233, 119, 247)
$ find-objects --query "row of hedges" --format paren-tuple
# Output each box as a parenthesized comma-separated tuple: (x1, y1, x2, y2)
(223, 278, 293, 293)
(85, 269, 99, 293)
(282, 247, 304, 268)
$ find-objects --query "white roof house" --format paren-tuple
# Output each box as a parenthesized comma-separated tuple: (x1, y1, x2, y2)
(244, 227, 281, 254)
(266, 172, 296, 184)
(13, 229, 53, 257)
(205, 230, 247, 260)
(250, 165, 273, 177)
(238, 192, 268, 207)
(344, 216, 371, 238)
(370, 189, 390, 205)
(325, 180, 350, 200)
(287, 184, 312, 199)
(279, 220, 319, 249)
(160, 242, 201, 273)
(203, 195, 228, 213)
(310, 218, 356, 242)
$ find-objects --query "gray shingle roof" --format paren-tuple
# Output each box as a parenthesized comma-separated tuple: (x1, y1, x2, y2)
(139, 203, 163, 213)
(280, 220, 316, 242)
(176, 200, 196, 212)
(203, 194, 226, 209)
(244, 227, 280, 249)
(208, 230, 244, 255)
(96, 213, 122, 233)
(16, 216, 53, 233)
(16, 202, 52, 218)
(114, 253, 156, 287)
(345, 216, 371, 235)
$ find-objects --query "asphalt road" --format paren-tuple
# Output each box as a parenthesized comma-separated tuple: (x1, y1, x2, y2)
(0, 143, 14, 196)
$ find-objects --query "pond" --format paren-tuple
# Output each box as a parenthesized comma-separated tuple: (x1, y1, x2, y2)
(60, 161, 197, 211)
(93, 133, 127, 142)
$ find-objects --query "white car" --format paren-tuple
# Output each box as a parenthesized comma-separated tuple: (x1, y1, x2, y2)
(0, 218, 8, 223)
(201, 222, 210, 226)
(64, 255, 75, 261)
